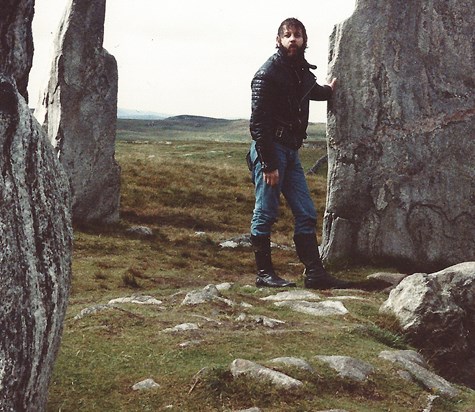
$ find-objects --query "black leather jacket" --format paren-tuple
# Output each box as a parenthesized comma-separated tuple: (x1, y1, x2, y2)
(250, 49, 332, 172)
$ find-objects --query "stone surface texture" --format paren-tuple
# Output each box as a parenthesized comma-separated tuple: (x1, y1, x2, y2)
(322, 0, 475, 270)
(35, 0, 120, 224)
(0, 0, 34, 101)
(0, 76, 72, 411)
(380, 262, 475, 388)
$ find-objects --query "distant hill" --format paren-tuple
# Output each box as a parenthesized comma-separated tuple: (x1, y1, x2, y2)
(117, 108, 169, 120)
(116, 115, 326, 143)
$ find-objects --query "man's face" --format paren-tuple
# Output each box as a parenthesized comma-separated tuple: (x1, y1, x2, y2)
(277, 25, 304, 57)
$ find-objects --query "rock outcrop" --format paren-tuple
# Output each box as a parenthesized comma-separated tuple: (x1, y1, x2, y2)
(380, 262, 475, 388)
(322, 0, 475, 270)
(0, 0, 34, 101)
(0, 76, 72, 411)
(35, 0, 120, 224)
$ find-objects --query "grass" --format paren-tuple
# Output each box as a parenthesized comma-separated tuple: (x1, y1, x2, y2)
(46, 118, 475, 411)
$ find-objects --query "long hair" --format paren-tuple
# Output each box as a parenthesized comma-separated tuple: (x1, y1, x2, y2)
(276, 17, 308, 50)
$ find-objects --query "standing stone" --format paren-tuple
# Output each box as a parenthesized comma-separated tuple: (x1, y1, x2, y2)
(0, 76, 72, 411)
(322, 0, 475, 270)
(35, 0, 120, 224)
(0, 0, 34, 101)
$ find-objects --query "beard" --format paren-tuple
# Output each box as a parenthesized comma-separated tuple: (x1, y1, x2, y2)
(278, 44, 305, 61)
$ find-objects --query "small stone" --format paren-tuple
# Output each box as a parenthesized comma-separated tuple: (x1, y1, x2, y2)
(74, 304, 112, 320)
(125, 226, 153, 237)
(162, 323, 199, 333)
(181, 284, 221, 305)
(131, 378, 160, 391)
(215, 282, 233, 291)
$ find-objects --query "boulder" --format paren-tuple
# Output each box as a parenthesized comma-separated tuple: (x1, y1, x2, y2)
(380, 262, 475, 388)
(35, 0, 120, 224)
(0, 0, 34, 101)
(322, 0, 475, 270)
(0, 76, 72, 411)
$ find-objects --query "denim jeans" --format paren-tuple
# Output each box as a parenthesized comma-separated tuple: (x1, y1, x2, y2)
(250, 141, 317, 237)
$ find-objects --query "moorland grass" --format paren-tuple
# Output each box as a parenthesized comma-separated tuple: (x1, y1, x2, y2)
(46, 120, 475, 411)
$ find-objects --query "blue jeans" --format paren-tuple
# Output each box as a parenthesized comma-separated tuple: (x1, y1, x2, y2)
(250, 141, 317, 237)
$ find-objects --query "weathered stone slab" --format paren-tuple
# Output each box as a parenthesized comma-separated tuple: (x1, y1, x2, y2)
(322, 0, 475, 270)
(230, 359, 303, 389)
(379, 350, 459, 397)
(0, 75, 72, 411)
(274, 300, 349, 316)
(35, 0, 120, 224)
(315, 355, 374, 382)
(261, 290, 321, 301)
(0, 0, 34, 101)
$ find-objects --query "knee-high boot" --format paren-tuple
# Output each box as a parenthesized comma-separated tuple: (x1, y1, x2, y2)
(293, 233, 352, 289)
(251, 235, 296, 288)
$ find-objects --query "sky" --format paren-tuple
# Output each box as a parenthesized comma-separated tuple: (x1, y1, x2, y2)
(29, 0, 356, 122)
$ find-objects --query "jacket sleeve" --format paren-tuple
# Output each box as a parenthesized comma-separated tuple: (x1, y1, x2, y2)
(309, 83, 333, 101)
(249, 70, 278, 172)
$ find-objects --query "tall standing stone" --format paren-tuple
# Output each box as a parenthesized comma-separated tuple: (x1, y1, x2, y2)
(0, 0, 34, 101)
(322, 0, 475, 270)
(0, 79, 72, 410)
(35, 0, 120, 224)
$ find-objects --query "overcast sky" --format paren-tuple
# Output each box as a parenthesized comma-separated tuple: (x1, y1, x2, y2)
(29, 0, 356, 122)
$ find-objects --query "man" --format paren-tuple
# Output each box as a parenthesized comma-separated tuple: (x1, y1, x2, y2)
(249, 17, 349, 289)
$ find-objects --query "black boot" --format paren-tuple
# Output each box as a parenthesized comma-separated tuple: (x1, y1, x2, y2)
(293, 233, 352, 290)
(251, 235, 296, 288)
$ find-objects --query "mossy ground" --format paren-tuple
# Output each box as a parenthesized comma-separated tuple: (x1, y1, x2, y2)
(47, 120, 475, 411)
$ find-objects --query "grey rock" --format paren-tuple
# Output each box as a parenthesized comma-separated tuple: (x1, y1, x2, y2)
(35, 0, 120, 224)
(0, 0, 33, 101)
(269, 357, 314, 372)
(131, 378, 160, 391)
(315, 355, 375, 382)
(163, 323, 199, 333)
(274, 300, 349, 316)
(316, 410, 349, 412)
(235, 314, 285, 328)
(108, 295, 162, 305)
(74, 304, 112, 320)
(322, 0, 475, 270)
(378, 349, 429, 369)
(178, 340, 203, 348)
(261, 290, 321, 301)
(367, 272, 408, 286)
(125, 226, 154, 237)
(230, 359, 303, 389)
(181, 284, 221, 305)
(234, 408, 261, 412)
(215, 282, 234, 291)
(219, 234, 251, 248)
(0, 75, 72, 411)
(379, 350, 459, 397)
(380, 262, 475, 388)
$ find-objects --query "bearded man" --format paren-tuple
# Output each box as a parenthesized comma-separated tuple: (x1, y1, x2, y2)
(249, 17, 350, 289)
